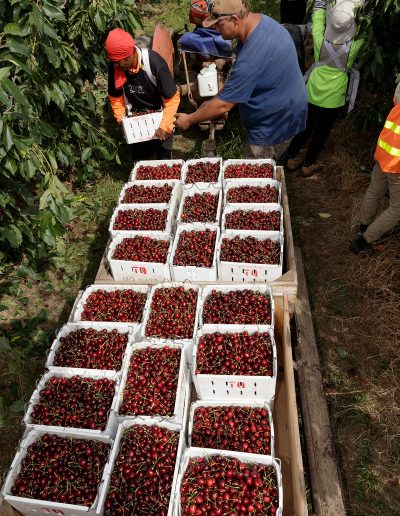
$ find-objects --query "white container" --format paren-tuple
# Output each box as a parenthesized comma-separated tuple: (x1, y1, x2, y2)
(223, 158, 276, 185)
(109, 202, 175, 239)
(192, 326, 277, 402)
(224, 178, 282, 205)
(140, 283, 201, 365)
(118, 180, 181, 209)
(176, 184, 222, 226)
(188, 400, 275, 456)
(96, 419, 185, 516)
(170, 224, 220, 282)
(197, 63, 218, 97)
(174, 448, 283, 516)
(221, 202, 284, 235)
(217, 231, 284, 283)
(24, 369, 120, 437)
(46, 322, 135, 374)
(121, 110, 163, 144)
(129, 159, 184, 182)
(107, 233, 173, 282)
(2, 429, 113, 516)
(72, 284, 149, 331)
(199, 284, 275, 331)
(181, 157, 222, 186)
(115, 341, 189, 425)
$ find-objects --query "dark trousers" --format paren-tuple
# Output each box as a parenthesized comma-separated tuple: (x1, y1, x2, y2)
(131, 133, 173, 163)
(287, 103, 342, 165)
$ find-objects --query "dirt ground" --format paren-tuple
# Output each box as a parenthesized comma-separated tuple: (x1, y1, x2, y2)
(286, 115, 400, 515)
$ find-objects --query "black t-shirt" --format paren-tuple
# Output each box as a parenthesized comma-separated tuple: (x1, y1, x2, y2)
(107, 49, 177, 111)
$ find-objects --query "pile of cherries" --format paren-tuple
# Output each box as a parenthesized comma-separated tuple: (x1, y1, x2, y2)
(180, 456, 279, 515)
(224, 163, 274, 179)
(112, 236, 170, 264)
(131, 108, 157, 116)
(220, 236, 280, 265)
(30, 376, 116, 430)
(145, 286, 198, 339)
(113, 208, 168, 231)
(53, 328, 128, 370)
(225, 209, 281, 231)
(173, 229, 217, 268)
(120, 346, 180, 417)
(11, 434, 110, 506)
(181, 192, 219, 223)
(185, 161, 220, 183)
(227, 185, 278, 204)
(195, 331, 273, 376)
(121, 184, 172, 204)
(136, 163, 182, 180)
(202, 289, 272, 325)
(192, 405, 272, 454)
(104, 424, 179, 514)
(80, 289, 147, 323)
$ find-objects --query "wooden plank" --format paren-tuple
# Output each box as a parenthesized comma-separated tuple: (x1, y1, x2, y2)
(274, 296, 308, 516)
(294, 248, 346, 516)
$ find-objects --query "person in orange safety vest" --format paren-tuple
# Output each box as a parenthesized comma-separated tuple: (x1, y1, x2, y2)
(105, 28, 180, 160)
(350, 82, 400, 255)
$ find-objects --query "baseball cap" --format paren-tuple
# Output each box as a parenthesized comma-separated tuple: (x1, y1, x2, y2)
(203, 0, 245, 28)
(325, 1, 357, 44)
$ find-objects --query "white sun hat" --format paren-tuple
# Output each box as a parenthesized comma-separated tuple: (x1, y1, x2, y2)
(325, 0, 359, 44)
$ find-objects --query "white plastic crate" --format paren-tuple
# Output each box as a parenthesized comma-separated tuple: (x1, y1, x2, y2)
(223, 158, 276, 185)
(109, 202, 175, 239)
(181, 157, 223, 186)
(2, 428, 113, 516)
(174, 448, 283, 516)
(72, 284, 149, 331)
(224, 178, 282, 205)
(46, 322, 135, 374)
(114, 341, 189, 426)
(129, 159, 184, 182)
(217, 231, 284, 283)
(118, 179, 181, 209)
(107, 233, 173, 282)
(221, 202, 284, 234)
(96, 418, 185, 516)
(199, 284, 275, 331)
(170, 223, 220, 282)
(24, 369, 120, 436)
(188, 400, 275, 456)
(192, 326, 277, 402)
(121, 110, 163, 144)
(176, 183, 222, 226)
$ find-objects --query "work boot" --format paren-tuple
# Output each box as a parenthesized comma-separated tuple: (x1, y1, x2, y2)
(349, 236, 374, 256)
(356, 223, 369, 237)
(301, 162, 323, 177)
(286, 156, 304, 171)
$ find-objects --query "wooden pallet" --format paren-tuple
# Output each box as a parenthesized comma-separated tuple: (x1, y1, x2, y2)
(94, 166, 298, 307)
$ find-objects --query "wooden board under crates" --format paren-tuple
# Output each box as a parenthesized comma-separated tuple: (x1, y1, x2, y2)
(95, 166, 298, 307)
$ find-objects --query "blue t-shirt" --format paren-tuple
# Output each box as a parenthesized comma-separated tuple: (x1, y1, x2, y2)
(219, 15, 308, 145)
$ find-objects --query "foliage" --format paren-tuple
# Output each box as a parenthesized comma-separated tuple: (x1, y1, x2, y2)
(0, 0, 142, 266)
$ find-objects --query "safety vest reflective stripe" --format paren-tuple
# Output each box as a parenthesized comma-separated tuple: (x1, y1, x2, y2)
(377, 138, 400, 157)
(384, 119, 400, 135)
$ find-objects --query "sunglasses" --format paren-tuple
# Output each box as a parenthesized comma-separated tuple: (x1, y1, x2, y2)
(207, 2, 238, 19)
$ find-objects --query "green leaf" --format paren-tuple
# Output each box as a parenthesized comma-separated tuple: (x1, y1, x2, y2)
(3, 23, 22, 36)
(2, 78, 30, 109)
(318, 213, 332, 219)
(0, 67, 11, 81)
(71, 121, 83, 138)
(336, 347, 348, 359)
(32, 5, 44, 33)
(3, 225, 23, 247)
(81, 147, 92, 162)
(0, 86, 11, 107)
(9, 399, 26, 413)
(43, 22, 59, 39)
(3, 125, 14, 151)
(6, 37, 29, 56)
(42, 3, 66, 21)
(0, 337, 11, 352)
(4, 157, 18, 175)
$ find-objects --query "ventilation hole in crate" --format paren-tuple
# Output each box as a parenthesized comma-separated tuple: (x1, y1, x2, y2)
(227, 390, 230, 395)
(213, 389, 215, 394)
(254, 391, 257, 396)
(225, 381, 228, 386)
(211, 380, 214, 386)
(240, 390, 243, 395)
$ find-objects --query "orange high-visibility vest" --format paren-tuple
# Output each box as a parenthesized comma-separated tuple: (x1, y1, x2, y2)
(375, 100, 400, 173)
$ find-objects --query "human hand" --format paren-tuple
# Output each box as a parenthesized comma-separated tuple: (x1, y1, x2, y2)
(174, 113, 192, 131)
(155, 127, 170, 141)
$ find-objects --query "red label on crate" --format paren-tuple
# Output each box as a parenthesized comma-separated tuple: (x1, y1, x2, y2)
(228, 381, 246, 389)
(131, 266, 147, 274)
(243, 269, 258, 277)
(41, 509, 64, 515)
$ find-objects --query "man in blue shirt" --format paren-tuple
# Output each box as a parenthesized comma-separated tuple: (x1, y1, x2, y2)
(175, 0, 308, 161)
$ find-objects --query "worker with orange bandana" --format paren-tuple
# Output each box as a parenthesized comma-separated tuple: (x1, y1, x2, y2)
(350, 82, 400, 255)
(105, 28, 180, 159)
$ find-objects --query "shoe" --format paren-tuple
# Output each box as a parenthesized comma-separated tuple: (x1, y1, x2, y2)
(356, 223, 369, 237)
(286, 156, 304, 171)
(301, 162, 323, 177)
(349, 236, 374, 256)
